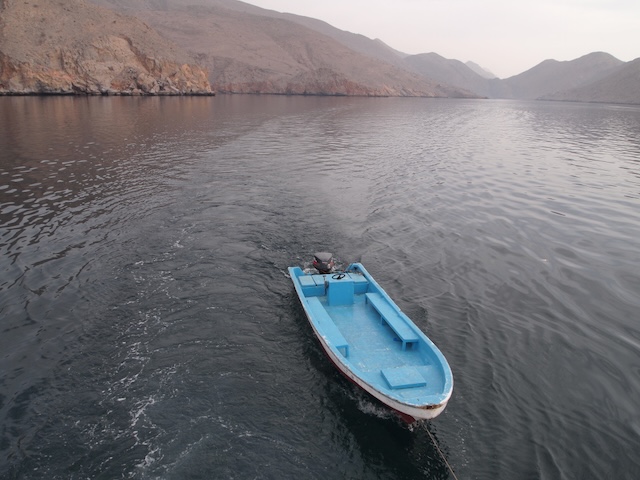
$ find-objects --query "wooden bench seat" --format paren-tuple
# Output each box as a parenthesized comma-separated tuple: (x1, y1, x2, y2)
(365, 292, 419, 350)
(306, 297, 349, 357)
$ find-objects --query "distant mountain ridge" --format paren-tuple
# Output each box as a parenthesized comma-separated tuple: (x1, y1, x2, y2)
(1, 0, 638, 103)
(500, 52, 624, 100)
(539, 58, 640, 104)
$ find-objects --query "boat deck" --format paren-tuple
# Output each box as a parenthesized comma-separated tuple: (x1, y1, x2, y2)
(317, 293, 445, 396)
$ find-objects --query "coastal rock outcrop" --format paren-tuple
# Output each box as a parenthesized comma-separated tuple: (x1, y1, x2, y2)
(0, 0, 212, 95)
(215, 67, 450, 97)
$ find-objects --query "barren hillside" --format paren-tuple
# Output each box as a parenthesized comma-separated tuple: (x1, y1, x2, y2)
(91, 0, 476, 97)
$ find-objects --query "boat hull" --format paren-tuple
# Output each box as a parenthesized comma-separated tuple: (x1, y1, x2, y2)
(289, 263, 453, 422)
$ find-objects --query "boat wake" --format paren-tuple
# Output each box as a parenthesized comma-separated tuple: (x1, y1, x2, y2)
(355, 396, 398, 421)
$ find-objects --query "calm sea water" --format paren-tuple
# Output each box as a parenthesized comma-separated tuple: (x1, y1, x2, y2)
(1, 95, 639, 479)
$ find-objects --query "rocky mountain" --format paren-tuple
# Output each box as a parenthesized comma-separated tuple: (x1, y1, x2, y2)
(0, 0, 212, 95)
(90, 0, 474, 97)
(539, 58, 640, 104)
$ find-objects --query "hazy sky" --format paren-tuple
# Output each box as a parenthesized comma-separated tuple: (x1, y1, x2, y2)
(246, 0, 640, 78)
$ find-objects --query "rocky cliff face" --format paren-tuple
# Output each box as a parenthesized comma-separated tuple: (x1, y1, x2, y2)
(0, 0, 212, 95)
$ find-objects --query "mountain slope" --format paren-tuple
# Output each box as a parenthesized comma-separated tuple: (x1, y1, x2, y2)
(466, 61, 497, 79)
(98, 0, 412, 69)
(0, 0, 212, 95)
(404, 52, 504, 98)
(276, 14, 411, 70)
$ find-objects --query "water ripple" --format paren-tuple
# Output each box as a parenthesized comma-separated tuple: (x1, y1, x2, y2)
(2, 97, 640, 479)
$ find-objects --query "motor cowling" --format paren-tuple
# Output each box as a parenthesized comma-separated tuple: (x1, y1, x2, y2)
(312, 252, 334, 274)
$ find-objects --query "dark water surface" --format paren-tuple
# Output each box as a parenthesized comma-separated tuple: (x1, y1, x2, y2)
(1, 96, 639, 479)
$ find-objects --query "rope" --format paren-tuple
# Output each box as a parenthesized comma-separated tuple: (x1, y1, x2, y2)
(425, 425, 459, 480)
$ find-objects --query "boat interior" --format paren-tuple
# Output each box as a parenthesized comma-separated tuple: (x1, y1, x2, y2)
(295, 270, 445, 395)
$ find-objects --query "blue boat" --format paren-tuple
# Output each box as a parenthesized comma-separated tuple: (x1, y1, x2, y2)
(289, 257, 453, 422)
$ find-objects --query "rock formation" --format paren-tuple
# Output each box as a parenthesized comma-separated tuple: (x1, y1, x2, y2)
(0, 0, 213, 95)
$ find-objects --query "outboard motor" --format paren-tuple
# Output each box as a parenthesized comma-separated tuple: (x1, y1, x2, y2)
(313, 252, 335, 274)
